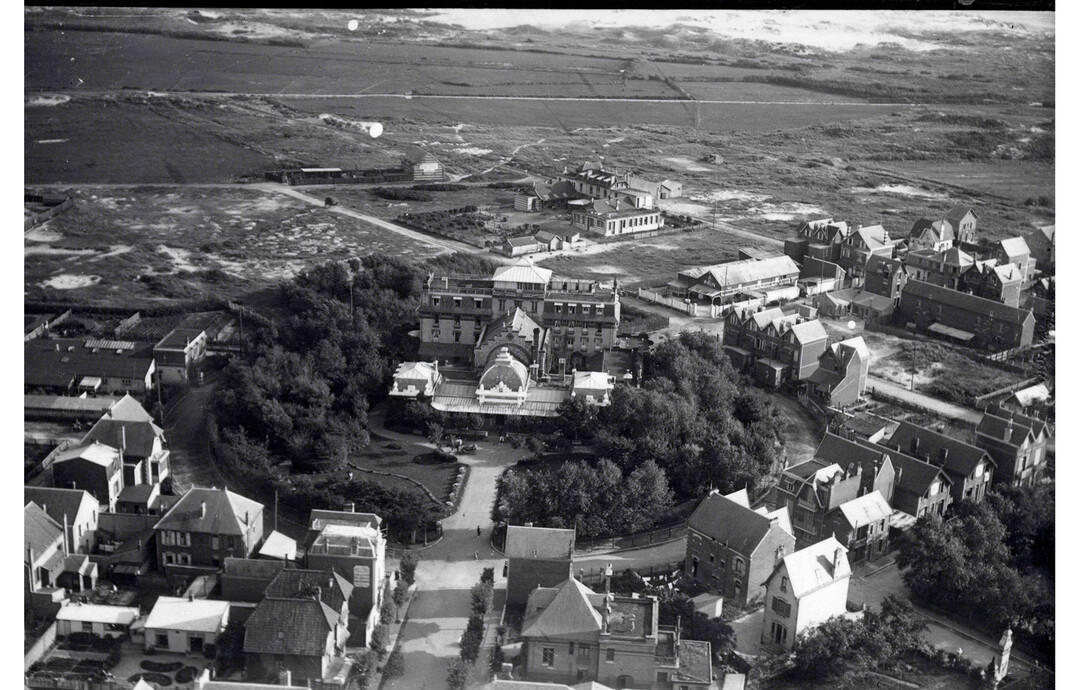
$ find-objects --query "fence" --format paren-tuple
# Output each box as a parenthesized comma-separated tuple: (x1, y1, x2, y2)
(637, 288, 699, 316)
(972, 376, 1043, 409)
(591, 222, 702, 244)
(575, 521, 687, 554)
(25, 196, 74, 231)
(575, 560, 684, 588)
(24, 622, 57, 672)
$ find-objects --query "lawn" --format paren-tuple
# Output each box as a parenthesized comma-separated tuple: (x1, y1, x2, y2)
(350, 440, 462, 506)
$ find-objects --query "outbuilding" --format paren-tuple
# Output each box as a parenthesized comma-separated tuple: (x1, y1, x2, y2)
(56, 602, 140, 638)
(144, 596, 230, 654)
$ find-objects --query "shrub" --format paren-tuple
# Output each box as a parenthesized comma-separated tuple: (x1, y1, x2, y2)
(400, 552, 419, 585)
(380, 595, 398, 625)
(140, 660, 184, 672)
(370, 623, 389, 654)
(176, 666, 199, 683)
(383, 650, 405, 678)
(203, 644, 216, 659)
(393, 578, 409, 607)
(447, 657, 470, 690)
(471, 580, 495, 616)
(481, 567, 495, 584)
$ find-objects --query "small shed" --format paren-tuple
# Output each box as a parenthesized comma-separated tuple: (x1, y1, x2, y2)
(144, 596, 230, 654)
(258, 530, 298, 562)
(56, 602, 140, 638)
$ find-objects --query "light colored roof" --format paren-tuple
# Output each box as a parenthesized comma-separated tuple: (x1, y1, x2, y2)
(154, 487, 263, 536)
(55, 441, 120, 468)
(724, 488, 750, 509)
(776, 536, 850, 599)
(1010, 383, 1050, 407)
(789, 319, 828, 344)
(837, 491, 892, 529)
(393, 361, 439, 381)
(492, 258, 553, 285)
(853, 224, 892, 249)
(506, 525, 576, 559)
(56, 602, 140, 625)
(24, 395, 120, 414)
(506, 235, 540, 247)
(145, 596, 229, 633)
(851, 291, 894, 311)
(104, 394, 156, 422)
(688, 255, 800, 290)
(258, 530, 297, 561)
(479, 349, 530, 392)
(522, 577, 603, 640)
(432, 380, 568, 417)
(25, 501, 63, 556)
(993, 263, 1022, 283)
(572, 370, 613, 391)
(834, 336, 870, 361)
(998, 236, 1031, 258)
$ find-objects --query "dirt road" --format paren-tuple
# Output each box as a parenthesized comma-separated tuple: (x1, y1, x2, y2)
(867, 376, 982, 424)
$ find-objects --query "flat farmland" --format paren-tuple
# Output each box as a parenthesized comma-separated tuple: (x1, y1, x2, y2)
(295, 96, 907, 133)
(885, 159, 1054, 205)
(679, 80, 866, 103)
(24, 187, 445, 304)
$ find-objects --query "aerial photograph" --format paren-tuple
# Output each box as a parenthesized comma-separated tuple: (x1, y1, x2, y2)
(23, 7, 1055, 690)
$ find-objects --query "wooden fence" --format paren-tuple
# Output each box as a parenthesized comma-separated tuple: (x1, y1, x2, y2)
(637, 288, 699, 315)
(25, 197, 74, 231)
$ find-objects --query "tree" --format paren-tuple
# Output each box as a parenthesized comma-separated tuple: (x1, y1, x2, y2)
(380, 594, 398, 625)
(427, 422, 444, 449)
(658, 593, 735, 659)
(446, 658, 469, 690)
(400, 552, 419, 586)
(555, 395, 598, 442)
(370, 623, 389, 654)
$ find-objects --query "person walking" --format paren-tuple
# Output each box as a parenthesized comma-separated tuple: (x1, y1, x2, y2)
(477, 525, 482, 537)
(474, 550, 479, 560)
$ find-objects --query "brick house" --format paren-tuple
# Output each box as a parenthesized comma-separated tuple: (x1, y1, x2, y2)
(960, 260, 1023, 307)
(803, 336, 870, 409)
(823, 490, 892, 564)
(885, 421, 996, 504)
(520, 575, 712, 689)
(506, 525, 576, 610)
(685, 489, 795, 608)
(897, 280, 1035, 350)
(974, 405, 1051, 487)
(153, 487, 264, 573)
(907, 218, 955, 253)
(863, 255, 908, 305)
(837, 225, 897, 285)
(905, 247, 975, 290)
(771, 434, 895, 549)
(52, 441, 124, 512)
(784, 218, 852, 265)
(850, 291, 896, 324)
(854, 439, 953, 520)
(723, 306, 828, 387)
(1024, 224, 1054, 272)
(992, 237, 1036, 284)
(946, 204, 978, 245)
(82, 394, 170, 485)
(760, 537, 851, 651)
(25, 486, 99, 554)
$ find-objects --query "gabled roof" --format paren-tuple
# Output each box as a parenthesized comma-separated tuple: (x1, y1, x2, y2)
(506, 525, 576, 560)
(145, 596, 229, 633)
(992, 263, 1022, 284)
(856, 439, 950, 495)
(946, 204, 977, 225)
(851, 291, 893, 311)
(83, 417, 164, 459)
(833, 335, 870, 363)
(687, 491, 789, 556)
(244, 598, 336, 656)
(264, 568, 353, 612)
(998, 237, 1031, 259)
(981, 405, 1049, 439)
(54, 441, 121, 469)
(887, 421, 994, 475)
(258, 530, 297, 561)
(687, 256, 800, 290)
(506, 235, 540, 247)
(1027, 224, 1054, 244)
(57, 602, 140, 625)
(772, 537, 850, 599)
(117, 483, 156, 505)
(492, 258, 553, 286)
(910, 218, 954, 243)
(976, 411, 1036, 447)
(901, 280, 1034, 325)
(393, 361, 439, 381)
(104, 394, 156, 423)
(224, 557, 287, 580)
(865, 254, 905, 276)
(837, 491, 892, 529)
(24, 487, 96, 525)
(789, 319, 828, 344)
(521, 577, 603, 640)
(814, 432, 889, 468)
(155, 328, 205, 351)
(25, 501, 63, 556)
(153, 487, 263, 536)
(850, 224, 893, 250)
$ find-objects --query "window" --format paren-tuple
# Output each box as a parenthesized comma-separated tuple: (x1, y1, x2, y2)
(474, 299, 483, 309)
(542, 648, 555, 667)
(227, 536, 235, 550)
(930, 482, 939, 496)
(164, 553, 175, 565)
(454, 332, 461, 342)
(708, 554, 715, 564)
(780, 576, 788, 593)
(772, 596, 791, 618)
(578, 644, 589, 661)
(568, 642, 574, 655)
(82, 621, 93, 632)
(734, 558, 745, 575)
(432, 297, 440, 306)
(156, 633, 168, 647)
(605, 649, 615, 663)
(555, 304, 563, 314)
(974, 463, 984, 477)
(453, 297, 462, 307)
(212, 535, 219, 550)
(569, 305, 576, 315)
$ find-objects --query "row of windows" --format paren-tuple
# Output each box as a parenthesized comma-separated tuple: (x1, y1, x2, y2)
(160, 531, 191, 547)
(541, 645, 614, 667)
(163, 552, 191, 566)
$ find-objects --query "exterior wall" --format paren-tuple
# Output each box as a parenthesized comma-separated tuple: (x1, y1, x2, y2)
(158, 518, 263, 571)
(571, 210, 662, 236)
(974, 434, 1041, 487)
(685, 525, 794, 607)
(247, 652, 327, 682)
(305, 550, 385, 616)
(146, 627, 221, 654)
(898, 288, 1034, 350)
(794, 577, 849, 640)
(525, 638, 599, 685)
(596, 637, 660, 689)
(507, 557, 573, 610)
(53, 460, 121, 512)
(58, 619, 130, 638)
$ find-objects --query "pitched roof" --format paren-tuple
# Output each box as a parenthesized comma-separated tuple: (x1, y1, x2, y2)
(521, 577, 603, 640)
(946, 204, 977, 225)
(506, 235, 540, 247)
(837, 491, 892, 529)
(981, 404, 1049, 439)
(865, 254, 905, 276)
(224, 557, 288, 580)
(940, 246, 974, 268)
(910, 218, 954, 243)
(153, 487, 263, 536)
(789, 319, 828, 344)
(851, 291, 893, 311)
(775, 537, 850, 599)
(887, 421, 994, 475)
(998, 237, 1031, 259)
(834, 335, 870, 362)
(54, 441, 121, 468)
(901, 280, 1034, 325)
(25, 501, 63, 556)
(155, 328, 204, 351)
(24, 337, 156, 386)
(83, 417, 164, 459)
(687, 492, 788, 555)
(24, 487, 95, 525)
(992, 263, 1022, 283)
(264, 568, 353, 612)
(243, 598, 335, 656)
(492, 258, 553, 286)
(976, 411, 1036, 447)
(104, 394, 156, 423)
(851, 224, 893, 249)
(258, 530, 297, 561)
(145, 596, 229, 633)
(56, 602, 140, 625)
(506, 525, 576, 559)
(687, 255, 800, 290)
(814, 433, 889, 469)
(856, 439, 949, 495)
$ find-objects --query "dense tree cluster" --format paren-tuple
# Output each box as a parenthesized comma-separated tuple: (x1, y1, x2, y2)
(500, 458, 674, 537)
(896, 485, 1054, 658)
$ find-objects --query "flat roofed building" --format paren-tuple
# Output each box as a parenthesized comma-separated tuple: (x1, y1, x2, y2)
(25, 337, 156, 395)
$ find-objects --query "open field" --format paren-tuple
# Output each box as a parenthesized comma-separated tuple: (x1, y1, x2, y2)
(23, 186, 445, 304)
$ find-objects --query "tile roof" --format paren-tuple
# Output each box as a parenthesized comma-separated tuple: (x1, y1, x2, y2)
(25, 501, 63, 556)
(856, 439, 949, 495)
(83, 417, 164, 459)
(910, 218, 955, 243)
(946, 204, 977, 225)
(851, 291, 894, 311)
(887, 421, 994, 475)
(687, 492, 788, 555)
(24, 487, 95, 525)
(841, 414, 890, 438)
(686, 255, 800, 290)
(521, 577, 603, 640)
(837, 491, 892, 529)
(976, 411, 1037, 447)
(998, 237, 1031, 258)
(865, 254, 905, 275)
(506, 235, 540, 247)
(789, 319, 828, 344)
(776, 536, 850, 599)
(492, 258, 553, 286)
(104, 394, 156, 422)
(24, 337, 156, 387)
(153, 487, 263, 536)
(992, 263, 1022, 283)
(506, 525, 576, 559)
(851, 224, 893, 250)
(224, 557, 288, 580)
(55, 441, 121, 468)
(814, 432, 889, 468)
(264, 568, 353, 612)
(258, 530, 297, 560)
(902, 280, 1033, 325)
(155, 328, 204, 351)
(145, 596, 229, 633)
(243, 598, 335, 657)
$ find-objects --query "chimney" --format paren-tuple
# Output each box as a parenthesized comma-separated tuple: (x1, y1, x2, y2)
(910, 437, 920, 455)
(775, 544, 786, 565)
(604, 563, 613, 596)
(443, 276, 448, 289)
(938, 447, 949, 466)
(313, 585, 322, 603)
(896, 466, 903, 487)
(832, 547, 843, 575)
(188, 591, 195, 602)
(121, 425, 127, 454)
(199, 501, 207, 519)
(278, 669, 292, 686)
(344, 502, 355, 513)
(62, 513, 70, 555)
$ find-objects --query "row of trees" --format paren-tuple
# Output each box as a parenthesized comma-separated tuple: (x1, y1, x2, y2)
(896, 484, 1054, 659)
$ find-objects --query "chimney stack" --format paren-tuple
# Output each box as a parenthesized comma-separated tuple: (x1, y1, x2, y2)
(910, 437, 920, 455)
(199, 501, 206, 519)
(278, 669, 292, 687)
(938, 447, 949, 466)
(344, 502, 355, 513)
(832, 547, 842, 574)
(604, 563, 613, 596)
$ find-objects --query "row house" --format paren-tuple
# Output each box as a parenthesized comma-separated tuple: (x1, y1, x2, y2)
(959, 260, 1023, 307)
(723, 306, 828, 387)
(863, 255, 908, 305)
(885, 421, 995, 505)
(153, 487, 264, 574)
(992, 237, 1036, 284)
(904, 247, 974, 290)
(897, 280, 1035, 350)
(824, 490, 892, 563)
(946, 204, 978, 245)
(854, 439, 954, 520)
(771, 434, 895, 552)
(974, 405, 1051, 487)
(24, 337, 157, 396)
(761, 537, 851, 651)
(837, 225, 898, 284)
(907, 218, 955, 253)
(520, 575, 712, 689)
(570, 198, 663, 237)
(784, 218, 852, 265)
(685, 489, 795, 608)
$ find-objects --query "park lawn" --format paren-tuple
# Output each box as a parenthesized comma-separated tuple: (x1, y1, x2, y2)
(350, 441, 462, 505)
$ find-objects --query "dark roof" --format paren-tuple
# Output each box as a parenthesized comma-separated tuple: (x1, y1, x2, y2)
(977, 411, 1035, 447)
(946, 204, 977, 224)
(901, 280, 1033, 325)
(910, 218, 954, 243)
(243, 598, 336, 657)
(856, 439, 949, 495)
(982, 404, 1049, 438)
(886, 421, 994, 475)
(785, 458, 834, 480)
(687, 493, 777, 556)
(117, 484, 155, 504)
(153, 487, 263, 536)
(24, 487, 95, 525)
(25, 338, 156, 386)
(865, 254, 904, 275)
(842, 415, 890, 438)
(814, 433, 889, 468)
(506, 236, 540, 247)
(25, 501, 63, 556)
(155, 328, 204, 351)
(83, 418, 164, 459)
(264, 568, 354, 613)
(224, 557, 287, 580)
(506, 525, 575, 560)
(675, 639, 712, 684)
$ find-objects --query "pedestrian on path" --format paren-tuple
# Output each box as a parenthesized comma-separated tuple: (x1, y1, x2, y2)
(474, 550, 479, 560)
(477, 525, 481, 537)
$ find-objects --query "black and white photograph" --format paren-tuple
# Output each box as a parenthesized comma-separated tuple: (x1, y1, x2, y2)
(21, 6, 1059, 690)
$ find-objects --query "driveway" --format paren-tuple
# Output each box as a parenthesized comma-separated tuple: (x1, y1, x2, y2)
(766, 393, 822, 469)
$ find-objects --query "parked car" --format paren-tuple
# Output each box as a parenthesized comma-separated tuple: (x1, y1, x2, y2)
(457, 443, 477, 454)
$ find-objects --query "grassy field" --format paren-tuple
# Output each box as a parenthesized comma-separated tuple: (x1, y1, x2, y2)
(350, 440, 461, 506)
(24, 187, 445, 304)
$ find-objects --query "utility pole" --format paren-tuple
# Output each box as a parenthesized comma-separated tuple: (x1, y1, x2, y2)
(274, 488, 279, 533)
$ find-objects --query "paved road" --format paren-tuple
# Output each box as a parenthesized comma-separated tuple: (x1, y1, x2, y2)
(868, 375, 983, 424)
(767, 392, 823, 469)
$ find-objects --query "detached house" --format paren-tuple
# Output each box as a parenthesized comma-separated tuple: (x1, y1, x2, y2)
(570, 198, 662, 237)
(946, 204, 978, 245)
(1025, 225, 1054, 272)
(403, 151, 444, 181)
(992, 237, 1036, 283)
(974, 405, 1051, 487)
(897, 280, 1035, 351)
(83, 394, 170, 485)
(672, 255, 801, 306)
(25, 486, 99, 555)
(760, 537, 851, 651)
(885, 421, 995, 504)
(905, 247, 974, 290)
(520, 575, 712, 689)
(907, 218, 955, 253)
(52, 441, 124, 512)
(784, 218, 851, 265)
(154, 487, 264, 573)
(863, 255, 908, 305)
(685, 489, 795, 608)
(145, 596, 230, 655)
(723, 306, 828, 387)
(838, 225, 897, 284)
(514, 180, 586, 212)
(803, 336, 870, 409)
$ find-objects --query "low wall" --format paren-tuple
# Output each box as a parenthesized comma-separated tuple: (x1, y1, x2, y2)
(24, 622, 57, 672)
